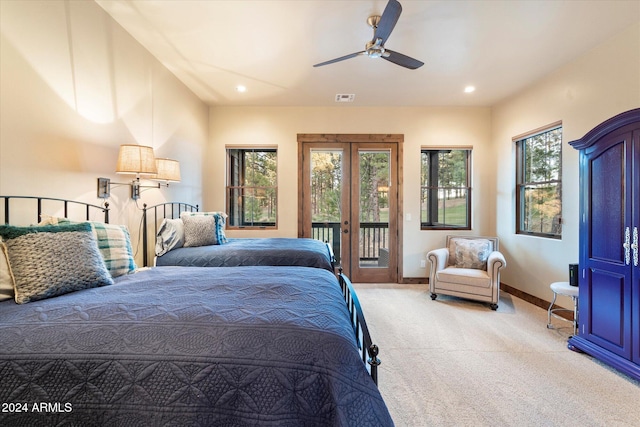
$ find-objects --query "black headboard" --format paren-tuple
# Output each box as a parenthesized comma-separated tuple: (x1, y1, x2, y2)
(142, 202, 198, 267)
(1, 197, 200, 268)
(1, 196, 109, 225)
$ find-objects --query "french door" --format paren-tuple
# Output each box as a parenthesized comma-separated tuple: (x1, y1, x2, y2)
(298, 134, 402, 283)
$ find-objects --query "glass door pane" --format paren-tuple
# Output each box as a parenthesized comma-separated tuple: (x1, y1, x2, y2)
(358, 150, 390, 268)
(310, 150, 343, 266)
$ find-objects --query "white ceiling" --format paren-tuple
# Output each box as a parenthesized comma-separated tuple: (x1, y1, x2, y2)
(96, 0, 640, 108)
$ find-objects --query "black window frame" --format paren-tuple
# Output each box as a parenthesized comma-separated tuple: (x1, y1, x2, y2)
(226, 147, 277, 229)
(420, 148, 472, 230)
(515, 123, 563, 239)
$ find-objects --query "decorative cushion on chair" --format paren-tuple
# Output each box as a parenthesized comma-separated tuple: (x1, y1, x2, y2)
(448, 237, 493, 266)
(453, 239, 491, 269)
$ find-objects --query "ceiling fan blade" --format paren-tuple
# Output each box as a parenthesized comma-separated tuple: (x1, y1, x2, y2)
(382, 50, 424, 69)
(374, 0, 402, 44)
(313, 51, 365, 67)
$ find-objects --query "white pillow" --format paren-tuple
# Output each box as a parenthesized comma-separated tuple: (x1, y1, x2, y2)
(155, 218, 185, 256)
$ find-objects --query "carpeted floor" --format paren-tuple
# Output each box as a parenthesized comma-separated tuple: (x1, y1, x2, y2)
(353, 283, 640, 427)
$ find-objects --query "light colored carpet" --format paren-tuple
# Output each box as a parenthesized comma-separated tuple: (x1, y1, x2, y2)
(353, 283, 640, 427)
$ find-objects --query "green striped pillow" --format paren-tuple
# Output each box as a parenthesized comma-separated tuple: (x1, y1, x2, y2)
(91, 222, 137, 277)
(39, 215, 137, 277)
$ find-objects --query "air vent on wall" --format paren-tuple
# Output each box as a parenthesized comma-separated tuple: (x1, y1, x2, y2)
(335, 94, 355, 103)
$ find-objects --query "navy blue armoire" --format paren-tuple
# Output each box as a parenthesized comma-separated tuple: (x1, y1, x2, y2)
(568, 108, 640, 381)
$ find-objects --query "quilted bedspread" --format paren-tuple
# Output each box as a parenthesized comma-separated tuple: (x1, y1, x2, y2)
(0, 266, 392, 426)
(155, 238, 334, 271)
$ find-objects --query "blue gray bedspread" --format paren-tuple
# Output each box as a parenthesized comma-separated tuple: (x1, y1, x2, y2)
(155, 237, 334, 271)
(0, 266, 392, 426)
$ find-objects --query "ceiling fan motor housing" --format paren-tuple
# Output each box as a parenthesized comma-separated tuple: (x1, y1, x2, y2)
(366, 39, 385, 58)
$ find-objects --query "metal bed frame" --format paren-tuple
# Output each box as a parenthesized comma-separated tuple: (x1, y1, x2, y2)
(0, 196, 382, 386)
(338, 269, 381, 384)
(141, 202, 199, 267)
(1, 196, 109, 224)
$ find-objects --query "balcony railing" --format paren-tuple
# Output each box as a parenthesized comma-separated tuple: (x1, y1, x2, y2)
(311, 221, 389, 265)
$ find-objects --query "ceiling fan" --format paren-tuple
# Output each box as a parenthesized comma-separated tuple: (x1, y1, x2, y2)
(313, 0, 424, 70)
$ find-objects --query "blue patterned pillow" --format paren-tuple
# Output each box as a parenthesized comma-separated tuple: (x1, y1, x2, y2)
(213, 213, 228, 244)
(0, 223, 114, 304)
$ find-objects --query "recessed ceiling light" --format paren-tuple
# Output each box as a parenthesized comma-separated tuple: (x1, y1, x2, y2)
(236, 85, 247, 93)
(464, 86, 476, 93)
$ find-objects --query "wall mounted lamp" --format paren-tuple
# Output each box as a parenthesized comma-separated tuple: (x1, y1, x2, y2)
(97, 145, 180, 200)
(153, 158, 181, 184)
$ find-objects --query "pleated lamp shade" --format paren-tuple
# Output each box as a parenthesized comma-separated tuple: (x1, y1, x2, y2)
(115, 145, 157, 176)
(153, 158, 181, 182)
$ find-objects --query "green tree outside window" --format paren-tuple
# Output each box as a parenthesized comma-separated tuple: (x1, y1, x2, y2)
(227, 148, 277, 227)
(516, 125, 562, 238)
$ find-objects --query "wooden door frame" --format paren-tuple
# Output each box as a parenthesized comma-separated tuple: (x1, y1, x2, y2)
(297, 134, 404, 282)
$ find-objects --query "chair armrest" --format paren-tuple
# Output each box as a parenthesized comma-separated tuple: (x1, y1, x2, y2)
(427, 248, 449, 272)
(487, 251, 506, 278)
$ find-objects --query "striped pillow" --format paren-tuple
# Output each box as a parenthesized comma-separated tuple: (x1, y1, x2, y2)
(39, 215, 137, 277)
(91, 222, 137, 277)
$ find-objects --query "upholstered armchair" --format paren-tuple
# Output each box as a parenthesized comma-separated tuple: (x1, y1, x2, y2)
(427, 236, 506, 310)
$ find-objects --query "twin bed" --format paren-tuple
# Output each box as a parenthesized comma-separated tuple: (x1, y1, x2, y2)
(143, 202, 334, 271)
(0, 196, 391, 426)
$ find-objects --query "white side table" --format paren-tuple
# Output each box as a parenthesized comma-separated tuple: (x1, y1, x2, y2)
(547, 281, 579, 335)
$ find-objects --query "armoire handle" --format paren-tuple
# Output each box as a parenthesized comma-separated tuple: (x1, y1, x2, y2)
(633, 226, 638, 267)
(623, 227, 631, 265)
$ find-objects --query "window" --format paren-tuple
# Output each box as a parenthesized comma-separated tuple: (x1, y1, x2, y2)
(420, 148, 471, 230)
(226, 148, 277, 228)
(515, 124, 562, 238)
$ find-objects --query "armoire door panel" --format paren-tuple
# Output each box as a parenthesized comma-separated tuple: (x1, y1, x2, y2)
(589, 141, 625, 263)
(633, 269, 640, 364)
(588, 268, 630, 356)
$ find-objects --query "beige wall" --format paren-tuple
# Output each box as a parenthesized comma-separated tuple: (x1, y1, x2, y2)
(0, 1, 208, 266)
(492, 22, 640, 305)
(207, 22, 640, 287)
(207, 106, 493, 278)
(3, 1, 638, 296)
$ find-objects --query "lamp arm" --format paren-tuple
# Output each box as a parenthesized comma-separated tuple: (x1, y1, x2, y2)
(96, 177, 162, 200)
